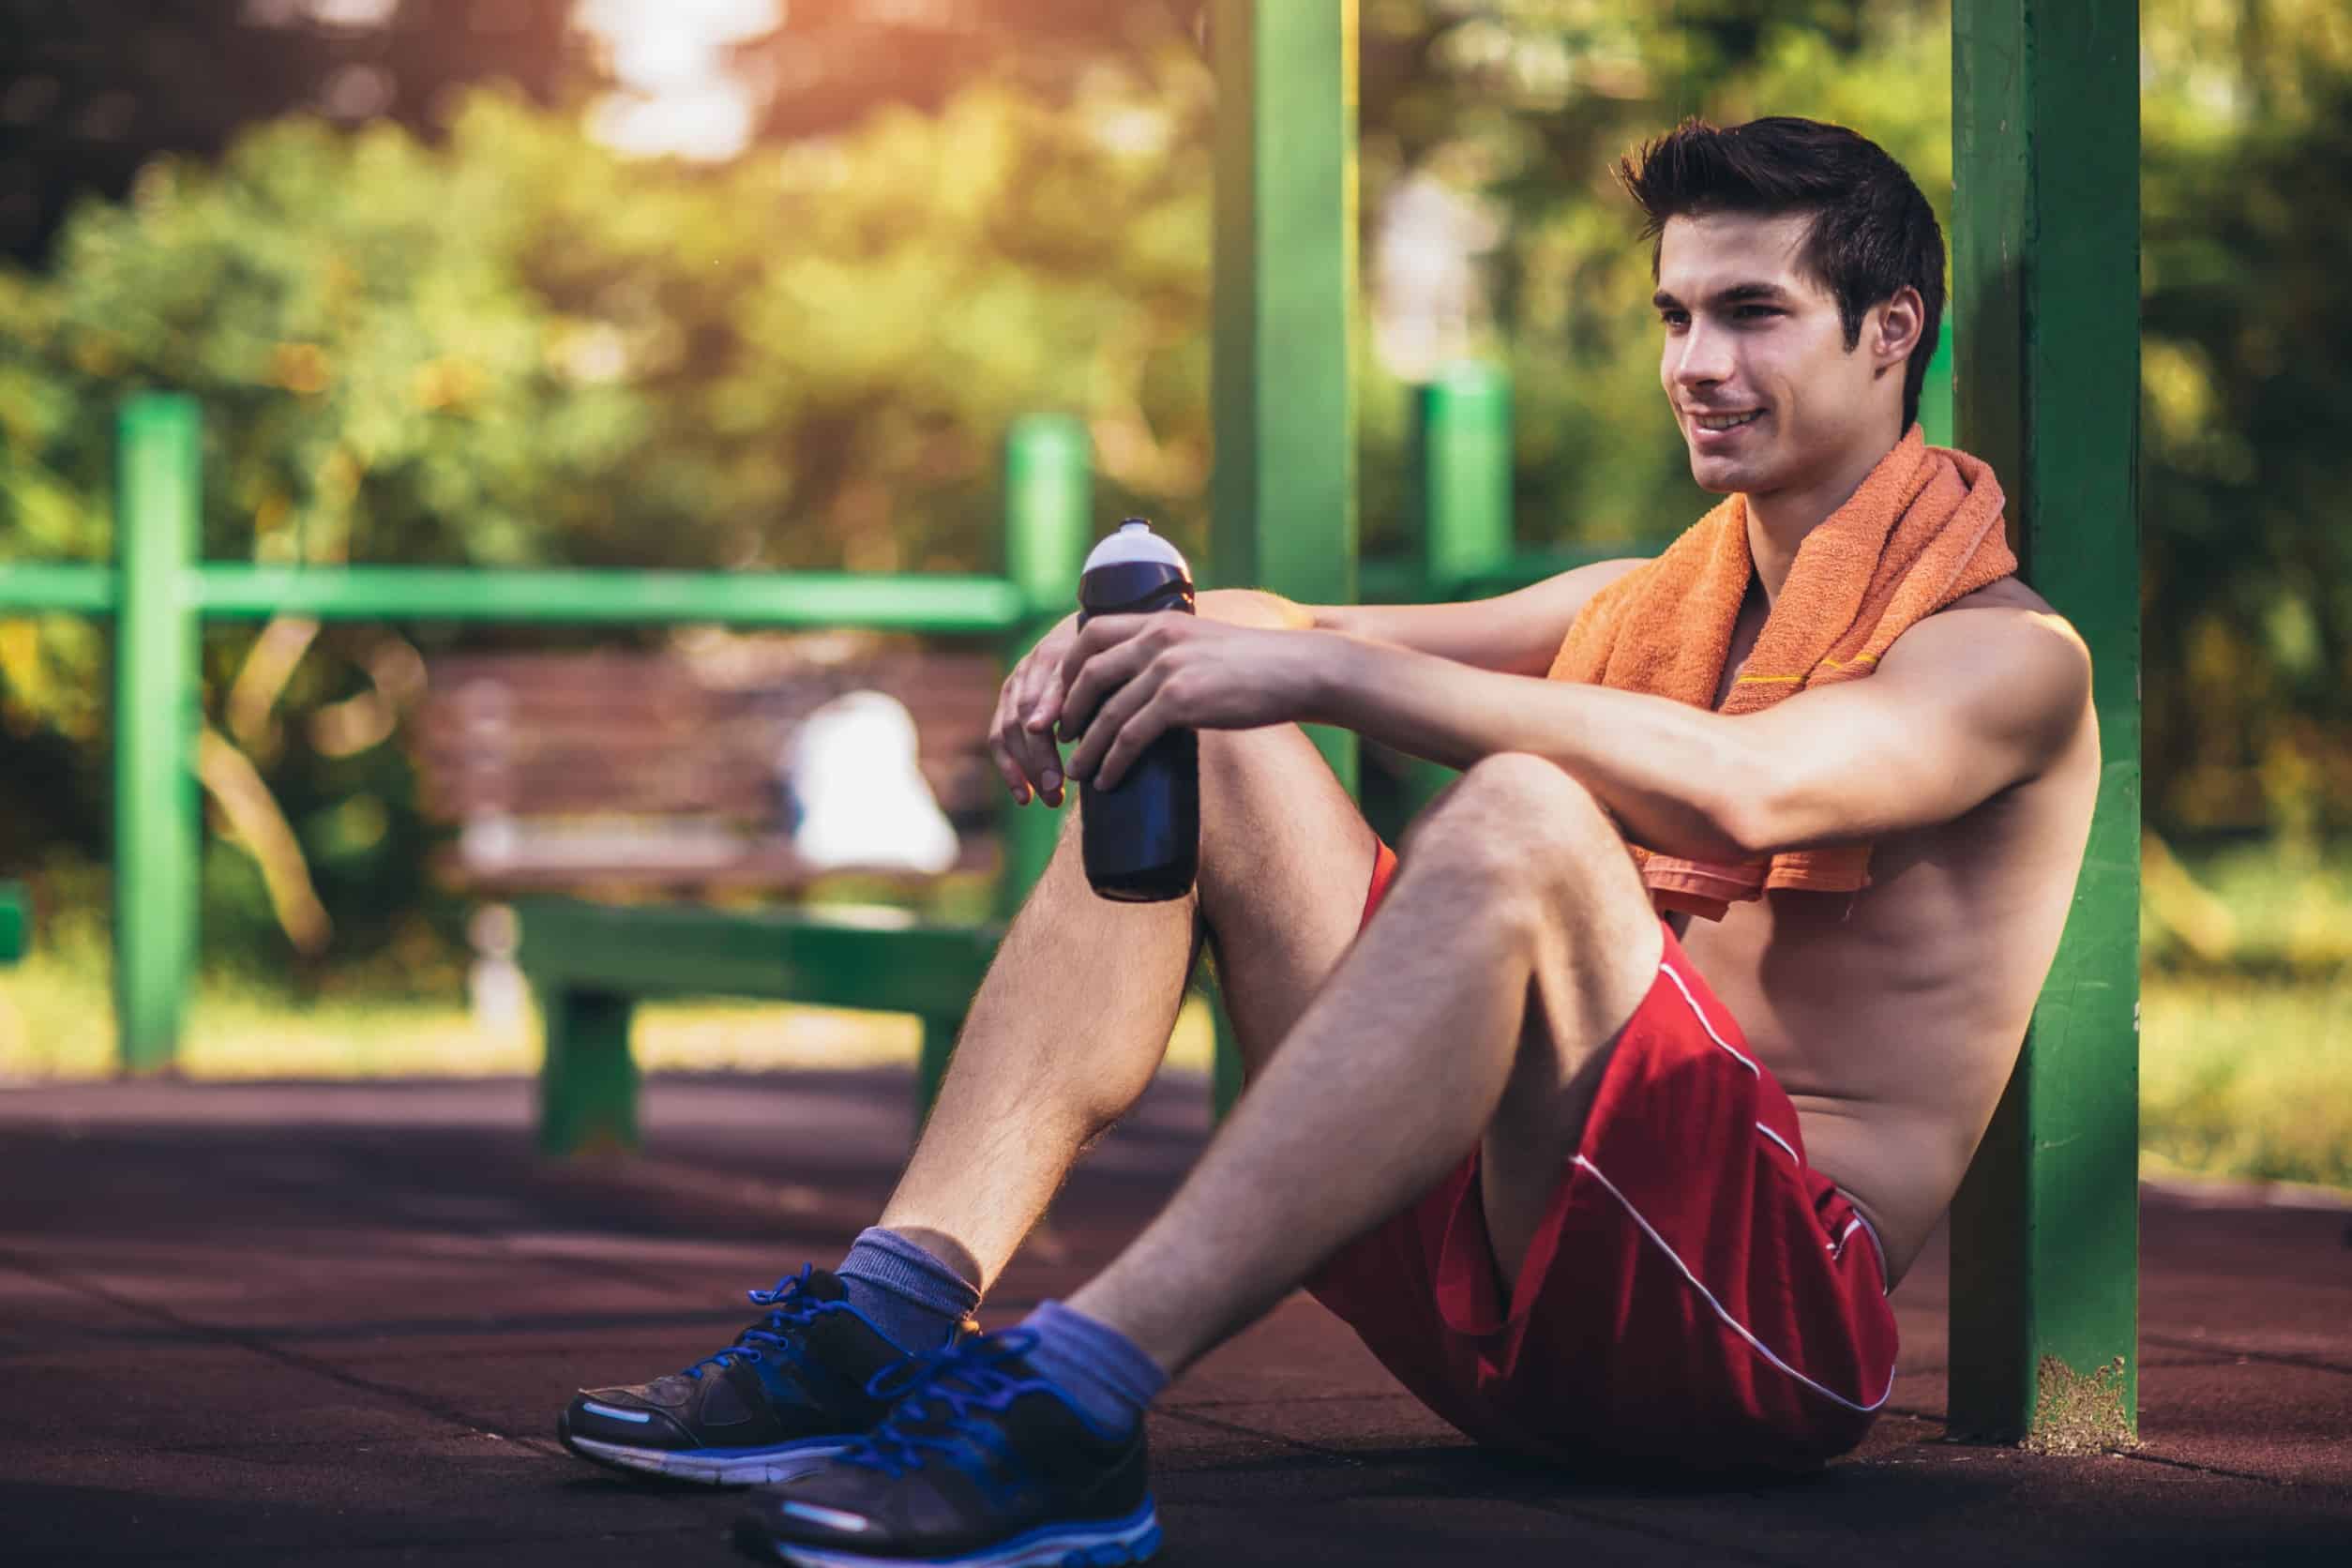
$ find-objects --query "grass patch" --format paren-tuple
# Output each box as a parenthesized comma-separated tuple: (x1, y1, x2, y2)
(2140, 970, 2350, 1189)
(0, 942, 1218, 1084)
(4, 836, 2344, 1193)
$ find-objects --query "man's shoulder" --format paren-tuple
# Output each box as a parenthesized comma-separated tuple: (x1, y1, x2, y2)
(1882, 581, 2093, 750)
(1946, 575, 2058, 617)
(1902, 575, 2086, 666)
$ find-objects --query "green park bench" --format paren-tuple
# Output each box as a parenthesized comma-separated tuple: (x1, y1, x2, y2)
(407, 645, 1016, 1153)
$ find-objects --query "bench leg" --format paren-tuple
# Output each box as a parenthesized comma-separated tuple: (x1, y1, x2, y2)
(915, 1015, 958, 1129)
(539, 987, 639, 1156)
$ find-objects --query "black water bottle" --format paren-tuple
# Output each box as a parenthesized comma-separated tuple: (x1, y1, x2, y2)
(1077, 519, 1199, 902)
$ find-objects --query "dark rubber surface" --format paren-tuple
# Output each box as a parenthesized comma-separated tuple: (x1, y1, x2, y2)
(1, 1069, 2344, 1565)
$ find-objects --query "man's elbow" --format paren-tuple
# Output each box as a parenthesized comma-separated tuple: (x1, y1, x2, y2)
(1707, 764, 1805, 859)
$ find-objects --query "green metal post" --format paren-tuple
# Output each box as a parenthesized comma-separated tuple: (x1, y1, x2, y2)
(538, 987, 639, 1155)
(916, 1015, 958, 1131)
(1919, 317, 1955, 448)
(998, 415, 1092, 923)
(113, 396, 203, 1075)
(1948, 0, 2141, 1449)
(0, 881, 27, 964)
(1210, 0, 1357, 1114)
(1417, 364, 1513, 596)
(1384, 363, 1514, 828)
(1211, 0, 1357, 788)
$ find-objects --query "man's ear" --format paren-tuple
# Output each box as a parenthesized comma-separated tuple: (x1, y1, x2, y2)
(1874, 286, 1925, 370)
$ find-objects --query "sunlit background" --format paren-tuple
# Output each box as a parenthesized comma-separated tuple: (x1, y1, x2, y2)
(0, 2, 2346, 1194)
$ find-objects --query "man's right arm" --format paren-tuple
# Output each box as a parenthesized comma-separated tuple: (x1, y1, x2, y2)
(1203, 557, 1649, 679)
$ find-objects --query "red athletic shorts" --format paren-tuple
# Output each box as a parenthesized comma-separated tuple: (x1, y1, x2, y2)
(1305, 839, 1900, 1471)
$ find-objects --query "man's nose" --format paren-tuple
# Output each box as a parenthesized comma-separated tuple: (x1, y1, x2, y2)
(1670, 320, 1734, 387)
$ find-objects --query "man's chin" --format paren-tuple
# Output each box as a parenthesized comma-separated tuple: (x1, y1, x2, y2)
(1685, 452, 1753, 495)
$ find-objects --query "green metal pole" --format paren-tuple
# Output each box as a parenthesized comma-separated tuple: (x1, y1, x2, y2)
(190, 564, 1025, 633)
(1211, 0, 1357, 789)
(113, 395, 204, 1075)
(1919, 316, 1955, 448)
(1380, 362, 1515, 830)
(1210, 0, 1357, 1115)
(997, 415, 1092, 923)
(0, 881, 27, 965)
(1417, 364, 1513, 596)
(1947, 0, 2141, 1450)
(0, 563, 118, 615)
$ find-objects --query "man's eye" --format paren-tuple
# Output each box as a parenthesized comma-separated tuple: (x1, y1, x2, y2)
(1659, 310, 1689, 328)
(1736, 306, 1781, 320)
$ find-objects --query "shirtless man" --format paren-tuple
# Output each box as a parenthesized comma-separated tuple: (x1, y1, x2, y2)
(558, 116, 2100, 1568)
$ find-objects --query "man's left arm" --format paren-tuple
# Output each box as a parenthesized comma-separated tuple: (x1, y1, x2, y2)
(1054, 605, 2089, 860)
(1309, 605, 2092, 856)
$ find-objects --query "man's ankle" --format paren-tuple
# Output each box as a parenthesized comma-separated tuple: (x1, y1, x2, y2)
(835, 1228, 982, 1353)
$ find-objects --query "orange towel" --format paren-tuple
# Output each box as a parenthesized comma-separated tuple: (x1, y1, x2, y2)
(1546, 426, 2015, 920)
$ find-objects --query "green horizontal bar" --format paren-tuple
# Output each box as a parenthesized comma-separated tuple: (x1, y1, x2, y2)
(0, 563, 116, 615)
(514, 897, 1003, 1018)
(190, 565, 1028, 633)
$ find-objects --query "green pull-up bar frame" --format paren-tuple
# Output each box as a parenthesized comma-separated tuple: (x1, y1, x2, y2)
(1208, 1, 2140, 1449)
(0, 403, 1095, 1074)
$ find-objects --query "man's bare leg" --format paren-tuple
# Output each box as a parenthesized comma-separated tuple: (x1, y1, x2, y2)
(1068, 752, 1664, 1374)
(879, 723, 1382, 1290)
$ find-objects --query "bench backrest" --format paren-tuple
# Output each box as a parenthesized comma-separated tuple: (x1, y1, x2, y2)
(410, 648, 1004, 891)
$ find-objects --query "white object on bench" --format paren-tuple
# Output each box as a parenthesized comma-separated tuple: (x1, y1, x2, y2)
(785, 691, 961, 875)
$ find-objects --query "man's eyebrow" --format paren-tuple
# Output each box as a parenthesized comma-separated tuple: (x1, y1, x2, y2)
(1651, 282, 1795, 309)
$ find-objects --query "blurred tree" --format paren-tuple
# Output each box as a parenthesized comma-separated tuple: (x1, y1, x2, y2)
(0, 70, 1215, 961)
(2, 0, 2343, 975)
(725, 1, 1208, 141)
(0, 0, 580, 266)
(2139, 0, 2352, 837)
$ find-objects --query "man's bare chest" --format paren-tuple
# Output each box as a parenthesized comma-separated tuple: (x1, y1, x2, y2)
(1711, 589, 1772, 711)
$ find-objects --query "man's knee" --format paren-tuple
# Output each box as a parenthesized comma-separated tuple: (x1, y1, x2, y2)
(1196, 724, 1368, 867)
(1400, 753, 1634, 918)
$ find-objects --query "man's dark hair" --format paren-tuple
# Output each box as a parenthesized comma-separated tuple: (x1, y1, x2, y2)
(1616, 116, 1946, 432)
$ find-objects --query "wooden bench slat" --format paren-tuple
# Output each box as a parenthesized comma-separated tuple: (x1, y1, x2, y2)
(412, 648, 1010, 894)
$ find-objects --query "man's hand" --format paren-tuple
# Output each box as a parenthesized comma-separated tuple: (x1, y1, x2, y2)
(989, 611, 1081, 807)
(1055, 615, 1328, 790)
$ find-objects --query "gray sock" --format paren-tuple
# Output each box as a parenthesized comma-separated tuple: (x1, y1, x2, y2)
(835, 1227, 981, 1353)
(1012, 1299, 1168, 1439)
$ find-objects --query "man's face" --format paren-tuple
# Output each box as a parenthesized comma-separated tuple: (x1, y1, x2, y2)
(1652, 210, 1893, 498)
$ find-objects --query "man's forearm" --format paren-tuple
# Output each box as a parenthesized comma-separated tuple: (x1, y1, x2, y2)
(1199, 588, 1318, 632)
(1304, 632, 1761, 862)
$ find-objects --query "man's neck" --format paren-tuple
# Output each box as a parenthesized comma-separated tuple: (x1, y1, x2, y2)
(1742, 427, 1905, 603)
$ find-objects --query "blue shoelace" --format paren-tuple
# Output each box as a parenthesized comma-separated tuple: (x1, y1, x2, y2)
(679, 1263, 850, 1385)
(837, 1329, 1052, 1489)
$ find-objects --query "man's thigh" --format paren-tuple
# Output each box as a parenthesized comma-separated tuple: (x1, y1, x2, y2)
(1196, 724, 1385, 1079)
(1393, 752, 1667, 1290)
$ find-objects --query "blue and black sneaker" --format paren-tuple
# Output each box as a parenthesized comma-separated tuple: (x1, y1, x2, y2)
(730, 1331, 1159, 1568)
(559, 1266, 953, 1486)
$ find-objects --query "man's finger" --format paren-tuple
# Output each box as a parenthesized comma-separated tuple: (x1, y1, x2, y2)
(1093, 690, 1171, 792)
(1067, 666, 1161, 781)
(1059, 638, 1153, 744)
(988, 734, 1032, 805)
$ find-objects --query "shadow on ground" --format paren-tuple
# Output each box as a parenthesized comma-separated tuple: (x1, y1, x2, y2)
(1, 1070, 2344, 1566)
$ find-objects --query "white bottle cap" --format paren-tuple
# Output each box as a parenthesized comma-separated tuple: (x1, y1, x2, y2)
(1081, 518, 1190, 577)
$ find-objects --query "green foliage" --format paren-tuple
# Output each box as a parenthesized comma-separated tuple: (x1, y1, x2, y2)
(2139, 0, 2352, 836)
(0, 63, 1217, 965)
(3, 0, 2347, 979)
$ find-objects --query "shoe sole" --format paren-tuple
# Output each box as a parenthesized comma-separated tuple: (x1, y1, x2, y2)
(733, 1499, 1161, 1568)
(559, 1418, 855, 1487)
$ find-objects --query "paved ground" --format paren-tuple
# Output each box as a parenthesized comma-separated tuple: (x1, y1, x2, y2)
(1, 1068, 2345, 1566)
